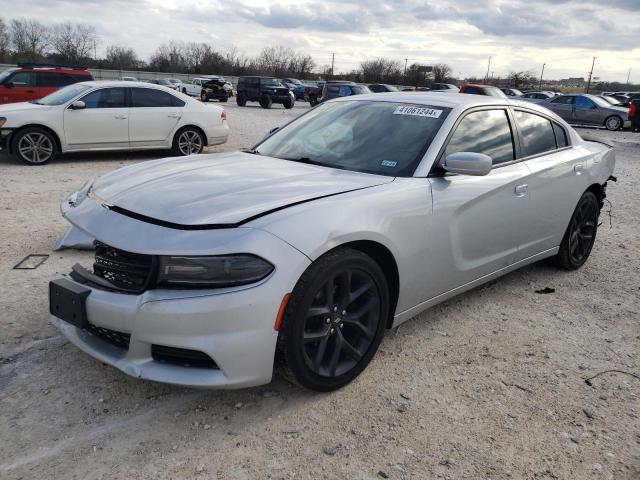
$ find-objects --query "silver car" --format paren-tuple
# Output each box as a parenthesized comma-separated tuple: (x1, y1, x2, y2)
(51, 93, 615, 391)
(542, 94, 629, 131)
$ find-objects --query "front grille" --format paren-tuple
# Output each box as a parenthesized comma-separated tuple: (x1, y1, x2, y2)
(86, 323, 131, 349)
(151, 345, 218, 369)
(93, 242, 155, 293)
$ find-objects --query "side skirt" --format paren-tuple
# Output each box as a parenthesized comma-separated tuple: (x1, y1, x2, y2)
(391, 247, 559, 327)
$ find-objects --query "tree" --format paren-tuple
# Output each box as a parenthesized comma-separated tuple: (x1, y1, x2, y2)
(50, 22, 96, 63)
(10, 18, 49, 61)
(0, 18, 9, 61)
(433, 63, 452, 83)
(103, 45, 140, 70)
(360, 57, 402, 84)
(507, 70, 537, 89)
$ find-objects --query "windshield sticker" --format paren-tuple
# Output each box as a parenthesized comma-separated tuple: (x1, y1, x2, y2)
(393, 106, 443, 118)
(381, 160, 397, 168)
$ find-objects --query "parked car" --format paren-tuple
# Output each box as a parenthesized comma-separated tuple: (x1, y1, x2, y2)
(51, 93, 615, 391)
(0, 81, 228, 165)
(501, 88, 524, 97)
(236, 76, 295, 109)
(280, 78, 303, 90)
(120, 76, 138, 82)
(305, 83, 325, 106)
(520, 91, 555, 103)
(610, 94, 631, 106)
(200, 78, 230, 103)
(429, 83, 458, 91)
(165, 78, 183, 91)
(368, 84, 399, 93)
(542, 94, 629, 130)
(459, 84, 507, 98)
(320, 82, 371, 102)
(599, 95, 629, 108)
(182, 77, 215, 96)
(291, 83, 311, 100)
(148, 79, 180, 90)
(0, 63, 93, 105)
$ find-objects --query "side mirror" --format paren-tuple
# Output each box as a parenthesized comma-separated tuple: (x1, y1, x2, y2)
(3, 81, 13, 89)
(69, 101, 86, 110)
(443, 152, 492, 176)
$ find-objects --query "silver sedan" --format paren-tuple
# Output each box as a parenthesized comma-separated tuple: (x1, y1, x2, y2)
(542, 94, 629, 130)
(51, 93, 615, 391)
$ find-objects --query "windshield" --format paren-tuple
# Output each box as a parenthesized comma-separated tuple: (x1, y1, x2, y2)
(34, 84, 91, 105)
(600, 96, 620, 105)
(0, 68, 16, 83)
(255, 100, 451, 177)
(263, 78, 283, 87)
(510, 89, 524, 95)
(591, 95, 615, 108)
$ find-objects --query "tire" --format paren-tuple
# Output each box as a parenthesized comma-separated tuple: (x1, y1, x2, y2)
(276, 247, 389, 391)
(552, 191, 599, 270)
(200, 92, 208, 102)
(173, 127, 204, 156)
(182, 88, 187, 94)
(236, 93, 246, 106)
(309, 95, 318, 107)
(604, 115, 622, 131)
(220, 97, 228, 103)
(12, 127, 56, 165)
(259, 94, 273, 109)
(283, 96, 294, 109)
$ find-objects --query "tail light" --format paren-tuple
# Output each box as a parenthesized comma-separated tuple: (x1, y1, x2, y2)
(221, 110, 227, 122)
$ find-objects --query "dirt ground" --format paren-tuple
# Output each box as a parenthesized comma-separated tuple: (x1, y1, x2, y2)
(0, 102, 638, 480)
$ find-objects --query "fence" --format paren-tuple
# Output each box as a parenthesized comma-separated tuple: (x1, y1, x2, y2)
(0, 64, 239, 87)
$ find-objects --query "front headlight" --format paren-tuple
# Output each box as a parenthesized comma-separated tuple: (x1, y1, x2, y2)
(158, 255, 274, 288)
(66, 178, 93, 207)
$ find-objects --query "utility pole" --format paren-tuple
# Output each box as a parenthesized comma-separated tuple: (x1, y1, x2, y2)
(404, 58, 408, 81)
(627, 68, 631, 86)
(538, 63, 545, 91)
(331, 53, 335, 78)
(585, 56, 597, 93)
(484, 56, 492, 82)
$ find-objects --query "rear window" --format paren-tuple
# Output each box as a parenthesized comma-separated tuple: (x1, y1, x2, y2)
(514, 110, 557, 157)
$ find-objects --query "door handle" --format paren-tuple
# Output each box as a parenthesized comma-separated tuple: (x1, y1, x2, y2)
(514, 184, 528, 196)
(574, 164, 584, 174)
(167, 113, 181, 118)
(114, 114, 127, 120)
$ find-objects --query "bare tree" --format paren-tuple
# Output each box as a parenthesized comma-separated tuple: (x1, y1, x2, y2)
(507, 71, 536, 89)
(433, 63, 452, 83)
(10, 18, 49, 61)
(360, 57, 402, 84)
(0, 18, 9, 61)
(103, 45, 139, 70)
(50, 22, 96, 63)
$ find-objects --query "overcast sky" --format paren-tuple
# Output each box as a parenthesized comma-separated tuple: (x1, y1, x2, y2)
(3, 0, 639, 82)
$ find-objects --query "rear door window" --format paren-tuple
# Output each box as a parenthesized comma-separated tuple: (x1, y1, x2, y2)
(514, 110, 557, 157)
(444, 109, 515, 165)
(131, 88, 174, 107)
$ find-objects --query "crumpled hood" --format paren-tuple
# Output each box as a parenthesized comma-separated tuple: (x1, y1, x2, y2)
(92, 152, 393, 227)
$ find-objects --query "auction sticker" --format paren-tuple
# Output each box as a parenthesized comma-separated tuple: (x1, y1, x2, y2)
(393, 106, 442, 118)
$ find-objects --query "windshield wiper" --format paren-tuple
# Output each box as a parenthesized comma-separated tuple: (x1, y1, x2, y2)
(285, 157, 345, 169)
(242, 148, 261, 155)
(30, 100, 42, 105)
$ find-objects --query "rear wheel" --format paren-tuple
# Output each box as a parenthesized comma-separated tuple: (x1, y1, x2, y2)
(200, 92, 208, 102)
(173, 127, 204, 156)
(604, 115, 622, 131)
(553, 191, 599, 270)
(259, 94, 273, 109)
(277, 248, 389, 391)
(12, 127, 56, 165)
(309, 95, 318, 107)
(236, 93, 246, 106)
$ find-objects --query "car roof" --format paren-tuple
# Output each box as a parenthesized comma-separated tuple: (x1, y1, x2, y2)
(463, 84, 497, 88)
(75, 80, 182, 90)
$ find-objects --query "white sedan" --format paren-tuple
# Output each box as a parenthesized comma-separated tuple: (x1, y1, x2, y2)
(0, 81, 229, 165)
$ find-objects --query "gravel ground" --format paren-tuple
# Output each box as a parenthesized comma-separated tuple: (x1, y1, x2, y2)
(0, 103, 638, 480)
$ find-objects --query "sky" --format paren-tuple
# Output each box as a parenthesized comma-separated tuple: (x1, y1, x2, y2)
(2, 0, 640, 82)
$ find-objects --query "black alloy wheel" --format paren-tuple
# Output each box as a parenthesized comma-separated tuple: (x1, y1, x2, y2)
(553, 191, 599, 270)
(277, 248, 389, 391)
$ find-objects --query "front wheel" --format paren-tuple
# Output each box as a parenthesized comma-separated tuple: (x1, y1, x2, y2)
(604, 115, 622, 131)
(12, 127, 56, 165)
(200, 92, 208, 102)
(552, 191, 599, 270)
(236, 93, 246, 106)
(277, 248, 389, 391)
(309, 95, 318, 107)
(173, 127, 204, 156)
(283, 96, 294, 109)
